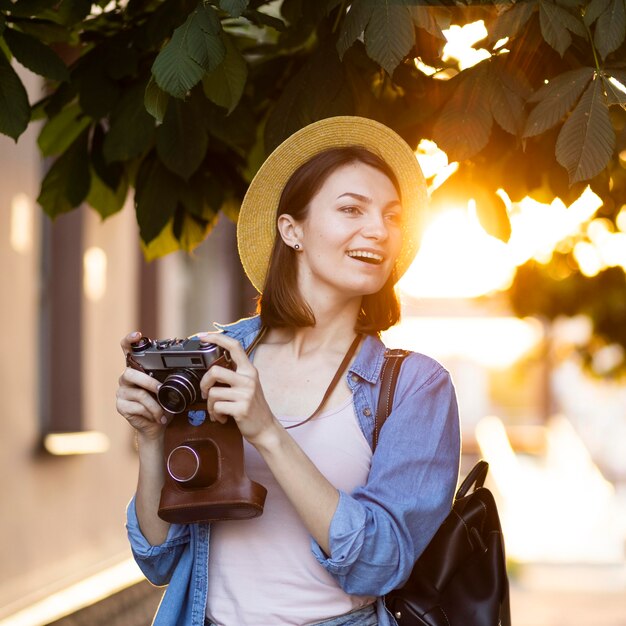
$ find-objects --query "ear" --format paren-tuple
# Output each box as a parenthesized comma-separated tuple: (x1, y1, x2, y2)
(277, 214, 303, 248)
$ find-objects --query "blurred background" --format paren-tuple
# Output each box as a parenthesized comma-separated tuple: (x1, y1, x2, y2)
(1, 13, 626, 626)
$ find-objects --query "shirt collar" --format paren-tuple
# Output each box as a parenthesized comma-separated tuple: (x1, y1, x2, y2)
(216, 316, 387, 384)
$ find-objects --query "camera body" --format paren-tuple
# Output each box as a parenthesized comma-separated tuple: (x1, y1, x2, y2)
(128, 336, 225, 414)
(126, 335, 267, 524)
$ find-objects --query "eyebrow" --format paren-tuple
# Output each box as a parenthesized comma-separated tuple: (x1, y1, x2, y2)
(336, 192, 402, 208)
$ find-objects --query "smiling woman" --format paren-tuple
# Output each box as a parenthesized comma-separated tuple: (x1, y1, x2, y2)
(116, 117, 461, 626)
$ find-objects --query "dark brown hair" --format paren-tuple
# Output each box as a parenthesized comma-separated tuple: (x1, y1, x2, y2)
(258, 146, 402, 334)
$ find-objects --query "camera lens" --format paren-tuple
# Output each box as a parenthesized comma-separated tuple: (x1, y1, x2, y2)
(157, 369, 201, 413)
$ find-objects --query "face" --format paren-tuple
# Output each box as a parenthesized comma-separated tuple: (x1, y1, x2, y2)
(283, 161, 403, 301)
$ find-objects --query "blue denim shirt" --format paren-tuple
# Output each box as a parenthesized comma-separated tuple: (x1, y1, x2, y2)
(126, 315, 461, 626)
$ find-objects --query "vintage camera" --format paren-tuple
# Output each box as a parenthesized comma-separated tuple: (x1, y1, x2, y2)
(126, 335, 267, 524)
(128, 336, 225, 414)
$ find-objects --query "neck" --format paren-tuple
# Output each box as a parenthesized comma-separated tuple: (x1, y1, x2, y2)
(269, 298, 361, 357)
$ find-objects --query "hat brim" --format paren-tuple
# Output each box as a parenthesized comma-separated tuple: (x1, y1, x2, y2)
(237, 116, 428, 293)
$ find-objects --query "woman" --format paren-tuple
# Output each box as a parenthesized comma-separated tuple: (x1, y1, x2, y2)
(116, 116, 461, 626)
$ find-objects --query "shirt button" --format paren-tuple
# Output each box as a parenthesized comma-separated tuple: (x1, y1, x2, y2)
(363, 408, 371, 417)
(351, 374, 359, 383)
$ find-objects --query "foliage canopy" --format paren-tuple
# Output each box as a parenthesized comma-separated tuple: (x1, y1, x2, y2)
(1, 0, 626, 370)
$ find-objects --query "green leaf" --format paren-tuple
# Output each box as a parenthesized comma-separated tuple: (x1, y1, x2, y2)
(152, 3, 225, 98)
(488, 1, 535, 44)
(556, 75, 615, 183)
(141, 212, 213, 261)
(524, 67, 594, 137)
(219, 0, 248, 17)
(145, 76, 170, 123)
(87, 167, 128, 219)
(490, 74, 525, 135)
(337, 0, 375, 59)
(74, 50, 121, 118)
(3, 27, 69, 82)
(91, 122, 124, 190)
(265, 46, 353, 152)
(156, 96, 208, 179)
(594, 0, 626, 60)
(584, 0, 611, 26)
(39, 0, 93, 25)
(103, 82, 155, 162)
(432, 64, 493, 161)
(364, 3, 415, 76)
(202, 31, 247, 113)
(37, 101, 91, 156)
(7, 0, 58, 18)
(474, 189, 511, 243)
(539, 0, 584, 56)
(241, 8, 285, 31)
(103, 83, 154, 162)
(15, 20, 72, 44)
(410, 5, 446, 40)
(0, 51, 30, 140)
(134, 153, 181, 243)
(37, 131, 90, 217)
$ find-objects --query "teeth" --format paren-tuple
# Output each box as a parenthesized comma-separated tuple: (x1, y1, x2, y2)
(347, 250, 383, 263)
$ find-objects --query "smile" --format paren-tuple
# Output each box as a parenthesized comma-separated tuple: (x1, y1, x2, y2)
(346, 250, 384, 265)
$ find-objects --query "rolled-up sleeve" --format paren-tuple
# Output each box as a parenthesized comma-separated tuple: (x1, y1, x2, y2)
(311, 360, 460, 596)
(126, 495, 192, 586)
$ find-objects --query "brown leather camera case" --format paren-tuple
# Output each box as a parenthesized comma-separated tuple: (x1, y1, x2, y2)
(158, 402, 267, 524)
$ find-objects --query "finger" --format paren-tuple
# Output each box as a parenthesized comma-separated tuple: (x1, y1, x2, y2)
(199, 366, 241, 398)
(209, 402, 232, 424)
(117, 399, 161, 423)
(118, 386, 164, 420)
(120, 367, 162, 395)
(121, 331, 143, 354)
(198, 332, 251, 371)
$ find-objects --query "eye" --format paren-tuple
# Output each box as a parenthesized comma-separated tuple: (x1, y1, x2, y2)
(340, 205, 362, 215)
(385, 211, 402, 225)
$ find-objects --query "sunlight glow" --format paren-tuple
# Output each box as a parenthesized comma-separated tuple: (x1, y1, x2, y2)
(383, 316, 541, 369)
(10, 193, 34, 254)
(414, 139, 459, 192)
(43, 431, 110, 456)
(398, 206, 514, 298)
(0, 558, 143, 626)
(400, 185, 605, 300)
(617, 206, 626, 232)
(476, 415, 619, 564)
(442, 21, 490, 69)
(83, 246, 107, 301)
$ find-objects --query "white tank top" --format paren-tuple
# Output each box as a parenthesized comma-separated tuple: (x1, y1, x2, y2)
(206, 397, 375, 626)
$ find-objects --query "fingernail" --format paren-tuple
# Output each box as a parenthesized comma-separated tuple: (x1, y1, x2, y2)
(131, 331, 140, 338)
(160, 416, 168, 424)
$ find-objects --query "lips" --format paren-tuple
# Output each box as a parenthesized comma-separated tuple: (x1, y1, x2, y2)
(346, 250, 384, 265)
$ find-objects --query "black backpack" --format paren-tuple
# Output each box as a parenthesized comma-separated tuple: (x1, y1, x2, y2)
(375, 350, 511, 626)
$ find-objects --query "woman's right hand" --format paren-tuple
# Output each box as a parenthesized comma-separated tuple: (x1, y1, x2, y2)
(116, 331, 167, 441)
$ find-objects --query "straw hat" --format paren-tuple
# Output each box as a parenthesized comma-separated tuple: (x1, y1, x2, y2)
(237, 116, 428, 293)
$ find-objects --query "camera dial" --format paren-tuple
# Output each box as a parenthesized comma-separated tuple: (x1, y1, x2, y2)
(130, 337, 151, 353)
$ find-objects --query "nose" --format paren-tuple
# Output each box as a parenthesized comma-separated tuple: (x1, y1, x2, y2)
(362, 211, 388, 241)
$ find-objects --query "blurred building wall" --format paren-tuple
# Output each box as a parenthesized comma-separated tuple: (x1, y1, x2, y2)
(0, 68, 253, 621)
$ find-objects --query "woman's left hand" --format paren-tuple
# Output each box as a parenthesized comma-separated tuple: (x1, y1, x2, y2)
(198, 332, 278, 447)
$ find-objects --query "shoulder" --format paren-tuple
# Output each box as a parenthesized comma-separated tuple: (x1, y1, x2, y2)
(212, 315, 262, 348)
(355, 333, 450, 390)
(397, 350, 451, 392)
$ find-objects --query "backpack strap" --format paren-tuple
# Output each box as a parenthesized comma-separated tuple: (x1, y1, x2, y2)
(373, 349, 410, 451)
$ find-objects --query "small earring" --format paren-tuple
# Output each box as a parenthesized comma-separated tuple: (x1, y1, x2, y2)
(294, 244, 300, 250)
